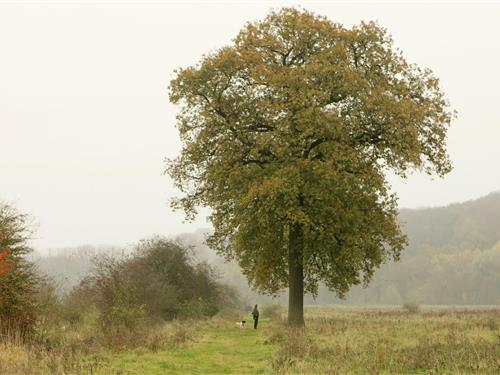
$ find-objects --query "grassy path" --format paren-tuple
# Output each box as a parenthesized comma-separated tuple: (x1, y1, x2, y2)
(96, 321, 278, 374)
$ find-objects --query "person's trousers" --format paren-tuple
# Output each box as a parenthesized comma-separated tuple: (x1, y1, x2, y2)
(253, 317, 258, 329)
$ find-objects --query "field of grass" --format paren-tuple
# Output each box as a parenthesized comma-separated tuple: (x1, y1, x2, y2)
(274, 307, 500, 374)
(2, 307, 500, 374)
(94, 318, 277, 375)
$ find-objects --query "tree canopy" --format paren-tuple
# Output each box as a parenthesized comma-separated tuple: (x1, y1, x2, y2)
(167, 8, 453, 325)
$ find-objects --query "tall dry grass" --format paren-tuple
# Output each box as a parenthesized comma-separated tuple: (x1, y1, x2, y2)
(271, 307, 500, 374)
(0, 318, 194, 375)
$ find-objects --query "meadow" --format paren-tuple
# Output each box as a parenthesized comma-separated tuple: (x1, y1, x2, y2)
(2, 306, 500, 374)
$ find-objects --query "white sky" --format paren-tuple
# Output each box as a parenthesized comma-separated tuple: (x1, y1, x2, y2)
(1, 1, 499, 250)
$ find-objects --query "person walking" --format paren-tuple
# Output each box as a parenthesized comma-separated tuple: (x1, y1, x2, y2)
(252, 304, 259, 329)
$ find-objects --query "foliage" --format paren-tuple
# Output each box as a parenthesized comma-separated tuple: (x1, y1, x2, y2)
(0, 201, 38, 337)
(67, 237, 240, 329)
(167, 6, 453, 317)
(88, 255, 147, 331)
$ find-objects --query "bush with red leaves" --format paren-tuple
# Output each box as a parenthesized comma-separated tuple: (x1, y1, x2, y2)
(0, 202, 37, 337)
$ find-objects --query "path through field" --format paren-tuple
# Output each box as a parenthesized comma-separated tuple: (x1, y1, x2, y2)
(96, 322, 277, 374)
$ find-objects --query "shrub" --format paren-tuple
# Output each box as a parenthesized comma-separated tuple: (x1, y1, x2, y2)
(64, 236, 239, 328)
(177, 298, 217, 319)
(75, 255, 148, 332)
(0, 202, 38, 337)
(60, 278, 97, 325)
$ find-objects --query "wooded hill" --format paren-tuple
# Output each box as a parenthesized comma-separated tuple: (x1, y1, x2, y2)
(332, 190, 500, 305)
(400, 191, 500, 254)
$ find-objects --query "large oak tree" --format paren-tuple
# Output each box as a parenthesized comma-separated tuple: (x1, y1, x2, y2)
(167, 8, 453, 326)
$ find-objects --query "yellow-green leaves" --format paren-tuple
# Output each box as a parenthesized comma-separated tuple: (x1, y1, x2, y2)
(167, 7, 453, 297)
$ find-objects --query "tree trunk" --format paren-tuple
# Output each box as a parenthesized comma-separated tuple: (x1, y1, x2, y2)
(288, 223, 305, 327)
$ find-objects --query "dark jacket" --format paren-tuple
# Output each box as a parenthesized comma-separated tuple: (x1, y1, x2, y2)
(252, 306, 259, 318)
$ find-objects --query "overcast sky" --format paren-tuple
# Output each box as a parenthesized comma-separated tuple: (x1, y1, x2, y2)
(1, 1, 499, 250)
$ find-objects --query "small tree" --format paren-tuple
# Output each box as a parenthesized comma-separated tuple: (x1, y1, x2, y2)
(0, 202, 37, 336)
(168, 8, 453, 326)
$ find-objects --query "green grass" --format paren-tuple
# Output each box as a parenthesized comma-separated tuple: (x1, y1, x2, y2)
(3, 308, 500, 374)
(95, 318, 278, 375)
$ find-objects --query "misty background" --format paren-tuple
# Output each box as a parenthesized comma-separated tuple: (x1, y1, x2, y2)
(1, 2, 500, 304)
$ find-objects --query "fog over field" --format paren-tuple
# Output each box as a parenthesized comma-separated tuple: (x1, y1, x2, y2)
(1, 1, 500, 251)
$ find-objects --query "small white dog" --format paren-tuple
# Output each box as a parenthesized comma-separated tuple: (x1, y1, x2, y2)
(235, 320, 246, 328)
